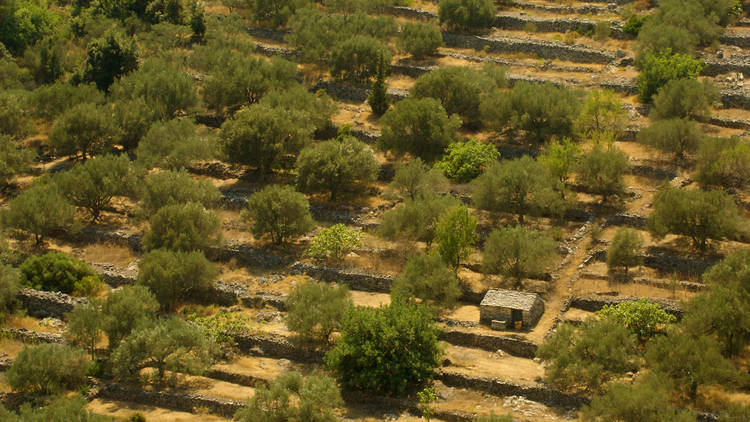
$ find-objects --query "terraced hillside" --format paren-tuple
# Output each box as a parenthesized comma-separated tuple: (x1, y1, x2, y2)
(2, 0, 750, 421)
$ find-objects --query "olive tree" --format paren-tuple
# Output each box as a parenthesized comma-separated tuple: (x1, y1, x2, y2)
(576, 89, 627, 138)
(80, 31, 138, 92)
(136, 118, 213, 170)
(242, 185, 315, 245)
(482, 226, 558, 285)
(296, 136, 379, 201)
(386, 158, 449, 200)
(1, 183, 76, 245)
(100, 285, 160, 350)
(138, 170, 222, 218)
(637, 118, 704, 160)
(648, 184, 744, 251)
(378, 194, 461, 243)
(434, 205, 477, 271)
(379, 98, 461, 161)
(49, 103, 114, 159)
(142, 202, 223, 252)
(138, 249, 217, 312)
(391, 252, 462, 309)
(438, 0, 495, 32)
(575, 144, 630, 202)
(7, 344, 91, 396)
(330, 36, 391, 83)
(53, 154, 135, 221)
(650, 78, 718, 121)
(286, 281, 352, 346)
(399, 21, 443, 59)
(0, 134, 33, 188)
(606, 228, 644, 274)
(695, 136, 750, 189)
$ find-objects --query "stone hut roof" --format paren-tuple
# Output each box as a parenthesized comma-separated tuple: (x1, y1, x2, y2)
(480, 289, 540, 311)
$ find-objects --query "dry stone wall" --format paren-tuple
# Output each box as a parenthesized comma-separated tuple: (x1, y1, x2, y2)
(16, 288, 86, 319)
(440, 329, 538, 358)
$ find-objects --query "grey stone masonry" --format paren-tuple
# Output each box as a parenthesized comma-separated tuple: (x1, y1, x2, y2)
(480, 289, 545, 328)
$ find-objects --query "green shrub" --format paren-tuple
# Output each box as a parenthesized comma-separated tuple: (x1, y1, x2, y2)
(286, 281, 352, 346)
(379, 194, 461, 243)
(19, 252, 102, 296)
(379, 98, 461, 162)
(0, 134, 33, 188)
(623, 15, 645, 36)
(0, 394, 112, 422)
(391, 251, 462, 309)
(330, 36, 391, 83)
(142, 202, 223, 252)
(1, 183, 76, 245)
(597, 299, 675, 341)
(387, 158, 449, 200)
(0, 264, 20, 319)
(100, 285, 159, 350)
(136, 118, 213, 171)
(637, 51, 703, 103)
(482, 226, 558, 286)
(575, 144, 630, 202)
(245, 0, 301, 27)
(243, 185, 315, 245)
(576, 89, 627, 138)
(434, 204, 477, 271)
(438, 0, 495, 32)
(7, 344, 91, 395)
(138, 170, 222, 218)
(235, 372, 343, 422)
(325, 303, 442, 395)
(399, 21, 443, 58)
(138, 249, 217, 311)
(695, 136, 750, 189)
(49, 102, 115, 159)
(637, 118, 704, 159)
(606, 228, 644, 274)
(296, 135, 379, 201)
(306, 224, 362, 263)
(435, 138, 499, 183)
(650, 78, 718, 121)
(581, 381, 696, 422)
(80, 31, 138, 92)
(30, 83, 104, 121)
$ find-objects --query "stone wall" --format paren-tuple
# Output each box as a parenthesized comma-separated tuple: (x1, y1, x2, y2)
(570, 294, 683, 318)
(492, 15, 630, 40)
(95, 383, 244, 419)
(439, 328, 538, 358)
(16, 288, 87, 319)
(233, 332, 321, 363)
(442, 32, 619, 64)
(1, 328, 63, 344)
(289, 261, 394, 293)
(310, 80, 407, 104)
(439, 372, 588, 409)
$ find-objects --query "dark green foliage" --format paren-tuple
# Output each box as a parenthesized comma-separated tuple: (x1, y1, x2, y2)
(100, 285, 160, 350)
(143, 202, 222, 252)
(645, 331, 741, 402)
(30, 83, 104, 121)
(650, 78, 718, 121)
(139, 170, 222, 218)
(623, 14, 646, 37)
(113, 98, 157, 151)
(111, 317, 218, 386)
(260, 85, 337, 133)
(0, 263, 20, 319)
(435, 205, 477, 271)
(606, 228, 644, 274)
(235, 371, 343, 422)
(391, 251, 462, 309)
(24, 37, 64, 85)
(286, 7, 397, 64)
(0, 394, 112, 422)
(438, 0, 495, 32)
(0, 134, 33, 188)
(472, 157, 563, 224)
(537, 319, 637, 393)
(296, 135, 379, 201)
(202, 54, 297, 115)
(575, 144, 630, 201)
(0, 90, 33, 140)
(242, 184, 315, 245)
(286, 281, 352, 346)
(482, 226, 558, 285)
(378, 194, 461, 243)
(0, 0, 60, 56)
(49, 102, 114, 159)
(386, 158, 449, 200)
(66, 303, 104, 360)
(2, 183, 76, 245)
(221, 104, 312, 179)
(330, 36, 391, 82)
(435, 138, 499, 183)
(481, 82, 581, 143)
(367, 52, 390, 116)
(637, 51, 703, 103)
(189, 3, 206, 44)
(637, 118, 704, 159)
(54, 154, 135, 221)
(597, 299, 675, 342)
(110, 59, 197, 120)
(399, 21, 443, 58)
(581, 381, 696, 422)
(7, 344, 91, 395)
(412, 66, 503, 126)
(325, 303, 443, 395)
(81, 31, 138, 92)
(695, 136, 750, 189)
(136, 118, 213, 170)
(379, 98, 461, 162)
(648, 184, 744, 251)
(245, 0, 304, 28)
(138, 248, 217, 311)
(683, 286, 750, 357)
(19, 252, 102, 296)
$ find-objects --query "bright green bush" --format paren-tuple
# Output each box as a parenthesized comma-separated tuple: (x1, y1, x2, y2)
(306, 224, 362, 263)
(435, 138, 499, 183)
(637, 51, 703, 103)
(19, 252, 102, 296)
(597, 299, 675, 341)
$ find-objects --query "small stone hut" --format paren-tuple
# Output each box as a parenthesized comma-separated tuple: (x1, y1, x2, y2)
(480, 289, 544, 329)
